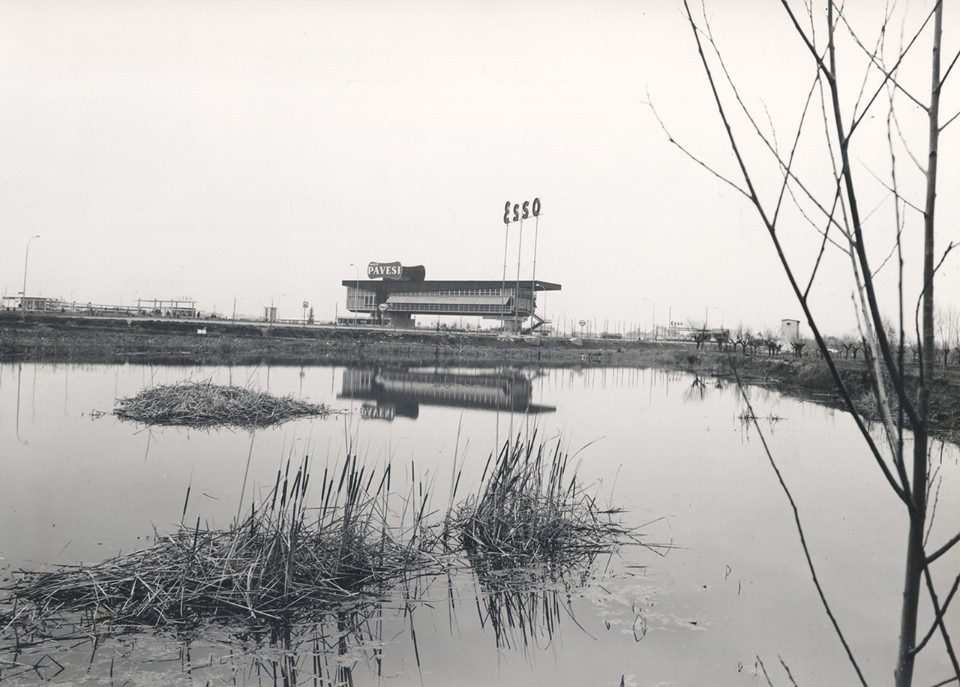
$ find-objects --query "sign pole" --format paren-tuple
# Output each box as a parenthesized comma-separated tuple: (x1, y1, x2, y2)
(515, 218, 523, 329)
(501, 221, 510, 332)
(530, 213, 539, 326)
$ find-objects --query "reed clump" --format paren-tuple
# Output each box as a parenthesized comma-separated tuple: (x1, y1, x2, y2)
(4, 455, 425, 630)
(454, 436, 636, 571)
(114, 381, 331, 428)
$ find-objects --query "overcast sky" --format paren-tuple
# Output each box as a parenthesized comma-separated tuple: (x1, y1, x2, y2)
(2, 1, 957, 336)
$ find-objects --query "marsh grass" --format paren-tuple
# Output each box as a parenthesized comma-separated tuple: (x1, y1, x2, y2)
(3, 454, 426, 636)
(2, 436, 646, 679)
(113, 380, 331, 428)
(454, 435, 638, 571)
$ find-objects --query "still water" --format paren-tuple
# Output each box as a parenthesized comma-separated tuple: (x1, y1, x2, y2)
(1, 362, 957, 685)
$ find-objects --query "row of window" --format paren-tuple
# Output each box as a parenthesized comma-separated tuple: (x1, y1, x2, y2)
(391, 303, 512, 314)
(395, 288, 532, 297)
(347, 291, 376, 309)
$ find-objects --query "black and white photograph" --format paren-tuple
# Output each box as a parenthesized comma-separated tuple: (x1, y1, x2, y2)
(1, 2, 958, 685)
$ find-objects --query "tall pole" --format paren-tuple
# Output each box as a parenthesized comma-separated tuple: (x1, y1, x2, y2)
(643, 297, 656, 341)
(21, 234, 40, 319)
(515, 219, 524, 329)
(501, 222, 510, 332)
(530, 214, 540, 327)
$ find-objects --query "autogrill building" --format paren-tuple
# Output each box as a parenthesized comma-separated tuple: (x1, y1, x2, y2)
(342, 263, 560, 332)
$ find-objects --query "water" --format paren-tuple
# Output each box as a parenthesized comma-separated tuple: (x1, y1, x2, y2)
(1, 362, 957, 685)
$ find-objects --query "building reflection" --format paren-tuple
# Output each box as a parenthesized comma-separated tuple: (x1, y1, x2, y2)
(339, 367, 556, 420)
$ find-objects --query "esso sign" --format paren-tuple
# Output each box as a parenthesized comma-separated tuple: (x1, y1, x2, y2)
(503, 198, 542, 225)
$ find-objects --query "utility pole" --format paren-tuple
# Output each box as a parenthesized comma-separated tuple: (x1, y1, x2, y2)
(21, 234, 40, 319)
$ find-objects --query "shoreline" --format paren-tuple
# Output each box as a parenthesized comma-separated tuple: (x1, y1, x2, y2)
(3, 312, 959, 443)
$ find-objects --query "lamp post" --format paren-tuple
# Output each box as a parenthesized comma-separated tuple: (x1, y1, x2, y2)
(21, 234, 40, 318)
(642, 297, 656, 341)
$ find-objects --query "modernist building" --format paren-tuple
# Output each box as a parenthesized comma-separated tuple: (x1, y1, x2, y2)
(342, 263, 560, 332)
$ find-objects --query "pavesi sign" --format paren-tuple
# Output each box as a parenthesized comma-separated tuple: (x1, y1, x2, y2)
(367, 262, 403, 279)
(367, 262, 426, 281)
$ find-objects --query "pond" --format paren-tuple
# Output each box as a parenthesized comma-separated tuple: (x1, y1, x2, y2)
(1, 362, 957, 685)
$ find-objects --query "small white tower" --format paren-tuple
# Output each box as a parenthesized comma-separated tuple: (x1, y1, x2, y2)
(780, 318, 801, 343)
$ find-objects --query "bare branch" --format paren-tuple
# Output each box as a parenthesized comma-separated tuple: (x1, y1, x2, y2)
(823, 1, 922, 436)
(860, 159, 926, 216)
(914, 242, 957, 388)
(891, 106, 928, 173)
(940, 46, 960, 88)
(680, 0, 912, 506)
(940, 108, 960, 132)
(921, 565, 960, 679)
(927, 530, 960, 565)
(698, 10, 852, 254)
(732, 365, 868, 686)
(803, 187, 844, 300)
(912, 574, 959, 655)
(846, 5, 938, 137)
(835, 3, 928, 111)
(643, 98, 751, 200)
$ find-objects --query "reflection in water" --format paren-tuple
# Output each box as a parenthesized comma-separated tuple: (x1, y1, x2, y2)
(15, 363, 23, 442)
(463, 554, 594, 652)
(3, 362, 957, 685)
(0, 597, 388, 686)
(683, 374, 709, 402)
(1, 438, 634, 685)
(339, 367, 556, 421)
(0, 562, 624, 686)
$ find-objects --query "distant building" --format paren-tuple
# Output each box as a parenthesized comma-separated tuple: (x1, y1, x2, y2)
(781, 318, 801, 343)
(136, 298, 197, 318)
(1, 295, 62, 312)
(2, 295, 199, 318)
(342, 262, 560, 332)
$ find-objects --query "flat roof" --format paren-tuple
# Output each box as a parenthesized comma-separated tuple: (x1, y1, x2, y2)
(340, 279, 561, 292)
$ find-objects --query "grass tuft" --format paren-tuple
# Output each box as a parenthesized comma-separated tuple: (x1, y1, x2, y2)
(455, 434, 637, 571)
(4, 455, 424, 631)
(113, 380, 332, 428)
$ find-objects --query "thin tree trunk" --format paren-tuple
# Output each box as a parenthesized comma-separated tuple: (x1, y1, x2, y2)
(895, 3, 941, 685)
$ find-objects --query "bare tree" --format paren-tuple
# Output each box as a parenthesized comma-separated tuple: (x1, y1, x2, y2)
(659, 2, 959, 685)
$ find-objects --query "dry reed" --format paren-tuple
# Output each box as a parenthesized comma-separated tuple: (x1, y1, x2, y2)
(454, 435, 637, 572)
(4, 455, 425, 633)
(114, 381, 331, 428)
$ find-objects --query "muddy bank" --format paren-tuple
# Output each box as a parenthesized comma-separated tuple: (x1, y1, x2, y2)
(693, 350, 960, 444)
(3, 312, 959, 442)
(0, 313, 659, 367)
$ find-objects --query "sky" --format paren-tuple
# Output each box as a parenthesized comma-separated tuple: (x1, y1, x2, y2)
(1, 0, 958, 337)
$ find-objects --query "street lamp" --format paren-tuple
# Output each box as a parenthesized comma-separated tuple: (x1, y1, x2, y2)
(21, 234, 40, 318)
(642, 297, 656, 341)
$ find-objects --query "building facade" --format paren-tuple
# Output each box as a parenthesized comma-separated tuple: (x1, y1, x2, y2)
(341, 277, 560, 332)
